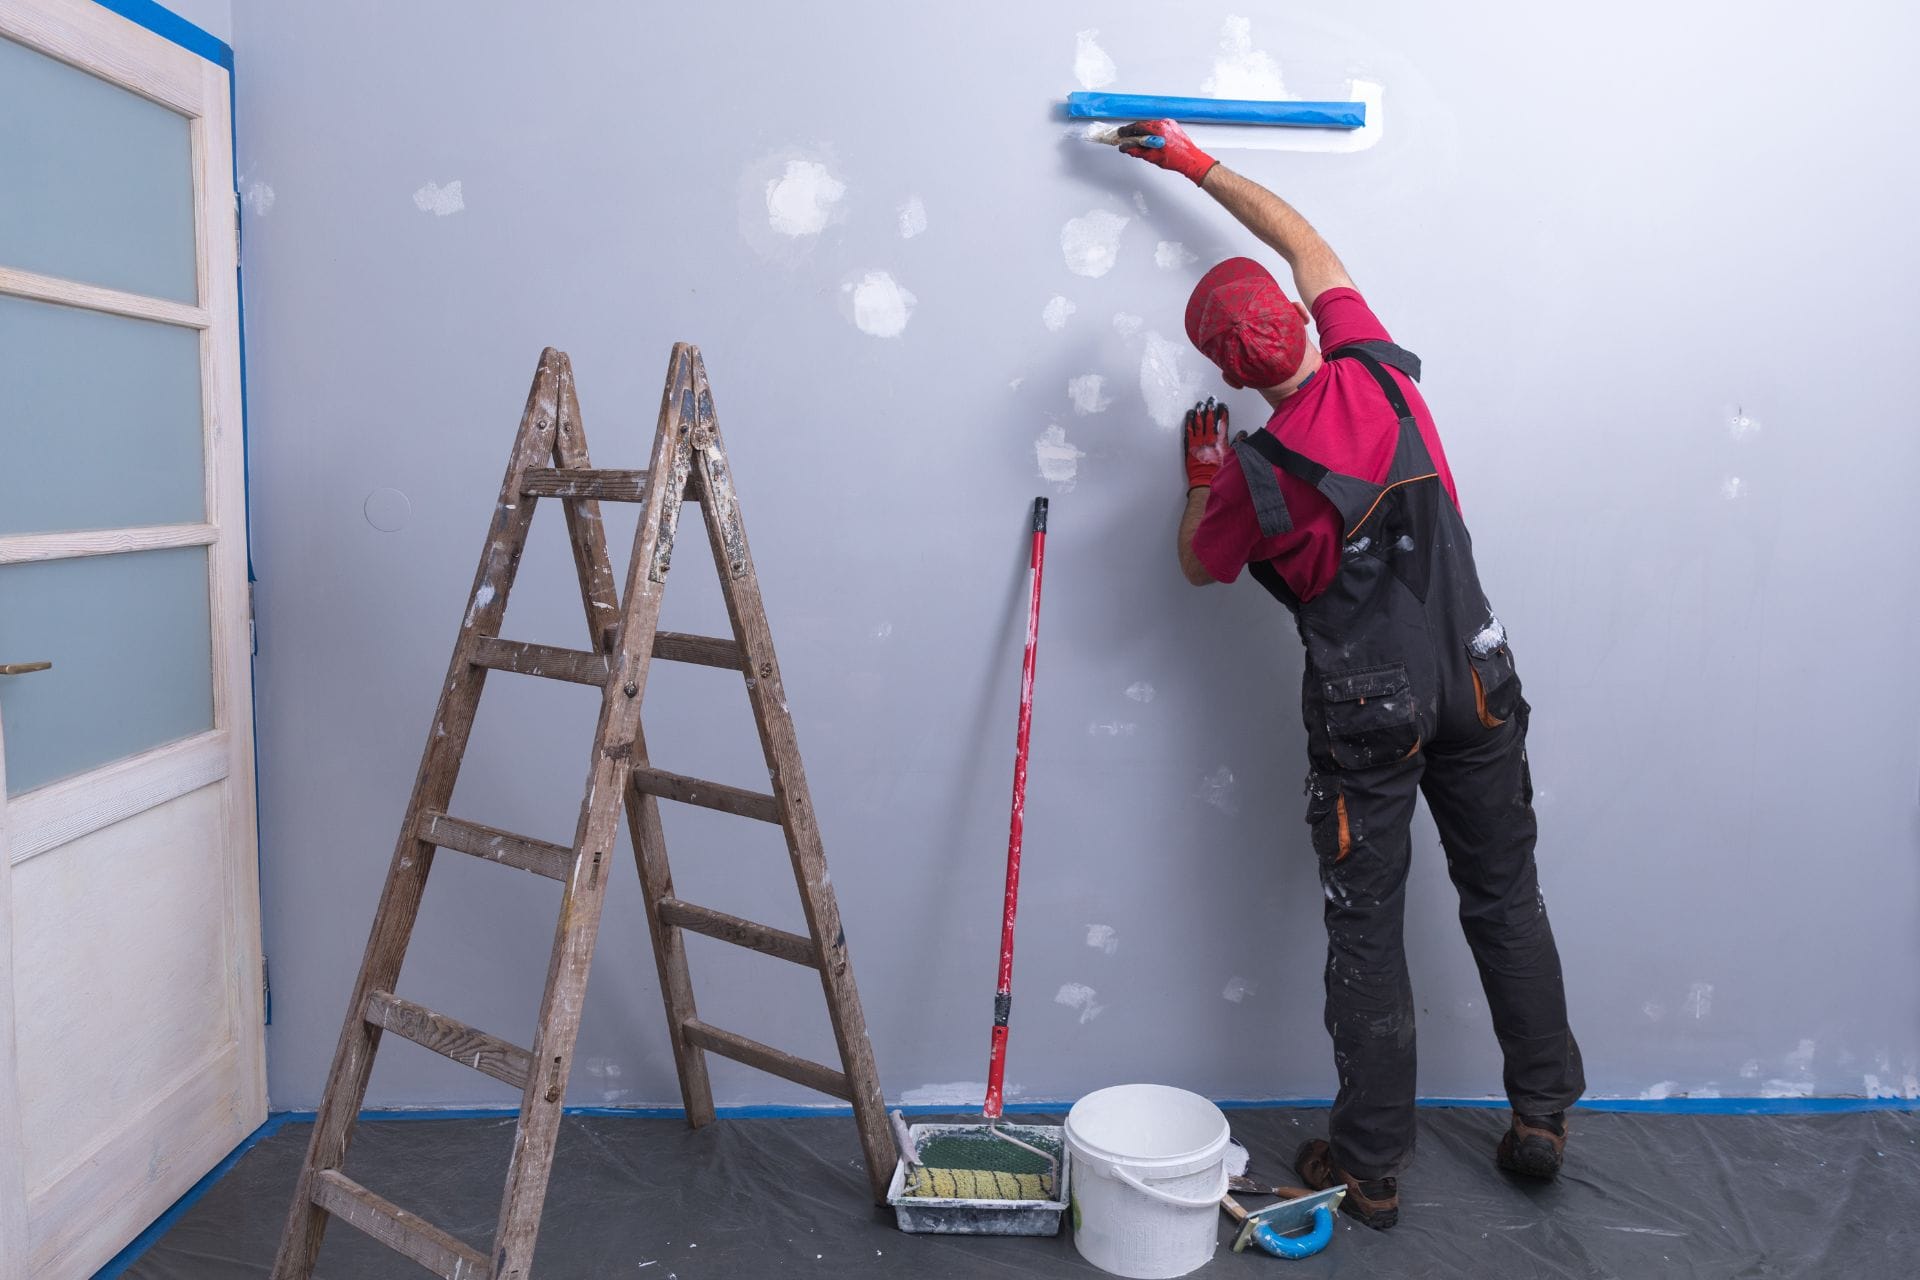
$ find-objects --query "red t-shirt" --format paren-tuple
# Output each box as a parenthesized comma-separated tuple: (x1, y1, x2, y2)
(1191, 287, 1461, 602)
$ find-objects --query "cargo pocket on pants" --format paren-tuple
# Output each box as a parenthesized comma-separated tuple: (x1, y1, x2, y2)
(1304, 773, 1354, 862)
(1466, 641, 1523, 729)
(1319, 663, 1420, 770)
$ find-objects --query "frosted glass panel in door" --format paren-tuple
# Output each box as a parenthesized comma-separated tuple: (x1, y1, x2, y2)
(0, 545, 214, 795)
(0, 294, 205, 534)
(0, 34, 197, 302)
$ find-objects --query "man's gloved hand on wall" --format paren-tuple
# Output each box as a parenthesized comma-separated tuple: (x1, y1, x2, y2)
(1119, 119, 1219, 185)
(1185, 397, 1229, 490)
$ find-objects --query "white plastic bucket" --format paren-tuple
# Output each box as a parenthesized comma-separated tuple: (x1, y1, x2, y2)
(1065, 1084, 1231, 1279)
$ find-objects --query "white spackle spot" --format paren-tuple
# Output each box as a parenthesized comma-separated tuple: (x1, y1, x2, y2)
(1721, 476, 1745, 501)
(841, 271, 916, 338)
(1133, 190, 1150, 217)
(1468, 616, 1507, 659)
(1141, 332, 1205, 429)
(1087, 720, 1136, 737)
(1198, 765, 1238, 814)
(766, 160, 845, 237)
(1865, 1074, 1893, 1098)
(1728, 408, 1762, 441)
(413, 179, 465, 216)
(1692, 1085, 1722, 1099)
(871, 622, 892, 640)
(1055, 982, 1106, 1024)
(1904, 1074, 1920, 1099)
(1061, 209, 1129, 278)
(1204, 15, 1287, 99)
(1009, 377, 1025, 390)
(1642, 1000, 1666, 1022)
(1739, 1059, 1761, 1079)
(1042, 295, 1077, 332)
(1786, 1038, 1817, 1073)
(1085, 924, 1119, 955)
(1073, 29, 1118, 90)
(1113, 311, 1145, 337)
(464, 583, 496, 628)
(1154, 241, 1199, 269)
(1760, 1079, 1811, 1099)
(1641, 1081, 1679, 1101)
(242, 181, 275, 217)
(1222, 976, 1254, 1004)
(1125, 681, 1156, 703)
(1035, 424, 1086, 490)
(1067, 373, 1112, 415)
(1684, 982, 1714, 1020)
(896, 195, 927, 239)
(1224, 1142, 1251, 1178)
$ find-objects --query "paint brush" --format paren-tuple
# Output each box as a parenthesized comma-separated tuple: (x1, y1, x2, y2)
(1086, 129, 1165, 149)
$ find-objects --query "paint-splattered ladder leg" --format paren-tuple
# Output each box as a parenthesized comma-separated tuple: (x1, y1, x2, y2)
(685, 350, 893, 1202)
(271, 352, 564, 1280)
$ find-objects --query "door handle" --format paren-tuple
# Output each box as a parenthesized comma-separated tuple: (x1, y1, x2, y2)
(0, 661, 52, 676)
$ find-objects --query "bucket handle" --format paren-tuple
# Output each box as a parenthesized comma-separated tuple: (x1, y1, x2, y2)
(1110, 1163, 1231, 1211)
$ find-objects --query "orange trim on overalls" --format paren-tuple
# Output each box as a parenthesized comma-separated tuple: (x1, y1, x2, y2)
(1472, 666, 1507, 728)
(1344, 472, 1441, 540)
(1335, 794, 1353, 861)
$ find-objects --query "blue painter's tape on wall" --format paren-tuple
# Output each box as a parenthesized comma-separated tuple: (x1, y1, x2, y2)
(1067, 92, 1365, 129)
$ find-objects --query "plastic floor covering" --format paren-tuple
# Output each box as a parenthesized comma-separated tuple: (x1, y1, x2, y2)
(121, 1106, 1920, 1278)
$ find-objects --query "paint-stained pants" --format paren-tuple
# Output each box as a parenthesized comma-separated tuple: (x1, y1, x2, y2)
(1304, 705, 1585, 1180)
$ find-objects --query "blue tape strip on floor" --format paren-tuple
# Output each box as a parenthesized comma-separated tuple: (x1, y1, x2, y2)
(87, 0, 231, 68)
(93, 1113, 294, 1278)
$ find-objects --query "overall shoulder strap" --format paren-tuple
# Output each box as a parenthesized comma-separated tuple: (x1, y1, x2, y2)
(1230, 434, 1293, 536)
(1328, 340, 1421, 382)
(1327, 344, 1418, 419)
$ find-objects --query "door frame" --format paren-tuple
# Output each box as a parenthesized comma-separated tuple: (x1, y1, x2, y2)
(0, 1, 260, 1274)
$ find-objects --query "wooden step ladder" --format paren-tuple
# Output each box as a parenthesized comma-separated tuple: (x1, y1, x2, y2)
(272, 344, 891, 1279)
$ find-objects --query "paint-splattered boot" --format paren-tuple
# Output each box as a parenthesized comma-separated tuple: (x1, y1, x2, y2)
(1496, 1111, 1567, 1180)
(1294, 1139, 1398, 1230)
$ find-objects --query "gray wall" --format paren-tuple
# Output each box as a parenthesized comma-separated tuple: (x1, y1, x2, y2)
(160, 0, 228, 44)
(233, 1, 1920, 1110)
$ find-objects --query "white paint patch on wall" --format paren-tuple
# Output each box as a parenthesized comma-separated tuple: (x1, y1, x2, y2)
(1721, 476, 1745, 500)
(1203, 16, 1286, 99)
(1113, 312, 1145, 337)
(897, 195, 927, 239)
(1222, 976, 1254, 1003)
(243, 181, 275, 217)
(1155, 241, 1199, 269)
(1683, 982, 1714, 1019)
(412, 179, 464, 216)
(1088, 720, 1136, 737)
(1042, 295, 1077, 332)
(1727, 407, 1762, 440)
(1141, 332, 1205, 429)
(1198, 765, 1238, 814)
(842, 271, 917, 337)
(1061, 208, 1129, 278)
(1125, 681, 1155, 703)
(1035, 424, 1086, 490)
(1067, 374, 1112, 415)
(766, 159, 846, 236)
(1055, 982, 1106, 1024)
(1640, 1081, 1679, 1101)
(1074, 29, 1118, 90)
(1086, 924, 1119, 955)
(1133, 190, 1150, 217)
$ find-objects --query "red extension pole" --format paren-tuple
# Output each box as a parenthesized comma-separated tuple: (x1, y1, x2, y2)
(984, 496, 1048, 1121)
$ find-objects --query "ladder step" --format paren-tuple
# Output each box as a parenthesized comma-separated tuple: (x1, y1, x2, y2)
(521, 467, 649, 501)
(471, 636, 609, 686)
(417, 811, 574, 881)
(656, 897, 818, 968)
(310, 1169, 488, 1279)
(364, 990, 532, 1090)
(681, 1018, 851, 1100)
(653, 630, 747, 671)
(629, 767, 780, 824)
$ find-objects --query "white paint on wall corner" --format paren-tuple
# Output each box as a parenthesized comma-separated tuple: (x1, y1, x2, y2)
(842, 271, 917, 337)
(1155, 241, 1199, 270)
(897, 195, 928, 239)
(412, 179, 465, 216)
(1055, 982, 1106, 1024)
(1086, 924, 1119, 955)
(1125, 681, 1156, 703)
(1042, 295, 1077, 332)
(1141, 332, 1206, 429)
(1204, 16, 1286, 99)
(1074, 29, 1118, 90)
(1067, 373, 1112, 415)
(1061, 209, 1129, 278)
(766, 159, 846, 236)
(1035, 424, 1086, 490)
(242, 180, 275, 217)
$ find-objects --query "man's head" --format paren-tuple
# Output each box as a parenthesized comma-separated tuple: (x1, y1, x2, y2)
(1185, 257, 1314, 398)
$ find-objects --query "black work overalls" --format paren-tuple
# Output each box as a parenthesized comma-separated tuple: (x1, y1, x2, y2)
(1233, 342, 1585, 1180)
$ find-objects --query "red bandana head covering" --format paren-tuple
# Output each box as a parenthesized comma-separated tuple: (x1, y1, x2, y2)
(1184, 257, 1305, 389)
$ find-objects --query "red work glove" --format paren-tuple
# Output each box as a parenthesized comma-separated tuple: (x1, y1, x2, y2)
(1119, 119, 1218, 186)
(1184, 398, 1229, 489)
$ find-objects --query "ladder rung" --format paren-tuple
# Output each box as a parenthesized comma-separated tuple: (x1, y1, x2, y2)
(681, 1018, 851, 1100)
(471, 636, 609, 686)
(653, 630, 746, 671)
(417, 811, 574, 881)
(629, 767, 780, 824)
(656, 897, 818, 968)
(521, 467, 649, 501)
(310, 1169, 488, 1279)
(364, 990, 532, 1090)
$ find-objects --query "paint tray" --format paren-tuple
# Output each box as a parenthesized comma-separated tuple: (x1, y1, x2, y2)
(885, 1122, 1070, 1236)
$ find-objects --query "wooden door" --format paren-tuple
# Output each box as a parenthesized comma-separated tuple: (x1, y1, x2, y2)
(0, 2, 264, 1275)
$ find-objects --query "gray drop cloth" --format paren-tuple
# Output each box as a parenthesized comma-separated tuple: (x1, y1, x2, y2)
(123, 1107, 1920, 1278)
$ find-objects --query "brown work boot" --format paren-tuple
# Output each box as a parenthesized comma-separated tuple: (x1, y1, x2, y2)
(1496, 1111, 1567, 1180)
(1293, 1138, 1398, 1230)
